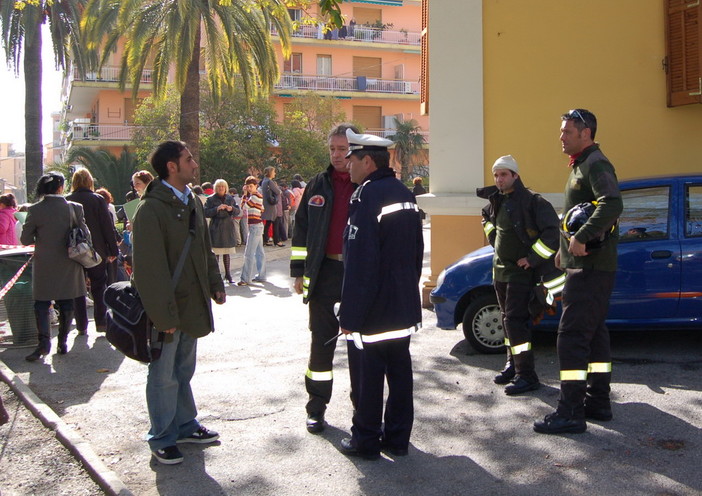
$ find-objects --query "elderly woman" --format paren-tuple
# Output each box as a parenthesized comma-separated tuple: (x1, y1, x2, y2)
(67, 169, 119, 333)
(21, 173, 87, 361)
(204, 179, 239, 283)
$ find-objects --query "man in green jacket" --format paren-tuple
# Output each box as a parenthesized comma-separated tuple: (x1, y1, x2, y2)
(132, 141, 226, 464)
(534, 109, 623, 435)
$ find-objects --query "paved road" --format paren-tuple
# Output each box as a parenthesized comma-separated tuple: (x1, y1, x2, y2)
(1, 237, 701, 495)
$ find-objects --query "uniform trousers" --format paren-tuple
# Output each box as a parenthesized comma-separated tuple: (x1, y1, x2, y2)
(494, 280, 536, 378)
(557, 268, 615, 419)
(351, 336, 413, 454)
(306, 258, 359, 414)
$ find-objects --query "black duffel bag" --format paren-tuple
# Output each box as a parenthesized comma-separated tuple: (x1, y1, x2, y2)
(104, 281, 163, 363)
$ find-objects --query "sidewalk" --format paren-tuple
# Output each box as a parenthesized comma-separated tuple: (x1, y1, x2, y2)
(1, 234, 701, 495)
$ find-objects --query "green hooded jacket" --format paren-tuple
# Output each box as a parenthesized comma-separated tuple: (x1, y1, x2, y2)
(132, 179, 224, 337)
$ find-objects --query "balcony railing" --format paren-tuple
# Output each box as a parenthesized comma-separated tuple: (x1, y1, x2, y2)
(71, 66, 153, 84)
(276, 74, 419, 95)
(270, 25, 420, 46)
(70, 123, 139, 141)
(366, 129, 429, 144)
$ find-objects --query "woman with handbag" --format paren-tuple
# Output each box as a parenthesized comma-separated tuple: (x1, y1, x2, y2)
(67, 169, 119, 334)
(204, 179, 239, 283)
(261, 166, 284, 247)
(21, 173, 87, 361)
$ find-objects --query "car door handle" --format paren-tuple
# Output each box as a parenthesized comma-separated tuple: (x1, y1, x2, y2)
(651, 250, 672, 259)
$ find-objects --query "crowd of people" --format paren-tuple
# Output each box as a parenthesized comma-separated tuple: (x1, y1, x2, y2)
(3, 107, 620, 465)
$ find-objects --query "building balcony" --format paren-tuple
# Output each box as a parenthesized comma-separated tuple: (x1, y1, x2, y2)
(70, 66, 153, 84)
(275, 74, 419, 97)
(366, 128, 429, 144)
(65, 123, 141, 151)
(271, 25, 420, 46)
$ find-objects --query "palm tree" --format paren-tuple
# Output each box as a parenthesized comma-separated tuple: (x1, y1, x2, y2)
(66, 146, 139, 202)
(81, 0, 292, 183)
(389, 118, 426, 183)
(0, 0, 88, 199)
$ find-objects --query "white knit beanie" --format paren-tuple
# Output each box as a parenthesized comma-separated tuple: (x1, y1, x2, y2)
(491, 155, 519, 174)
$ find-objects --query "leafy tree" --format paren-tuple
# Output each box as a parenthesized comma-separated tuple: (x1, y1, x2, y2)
(66, 146, 140, 202)
(81, 0, 293, 183)
(282, 91, 346, 134)
(131, 86, 181, 164)
(0, 0, 88, 199)
(389, 118, 426, 183)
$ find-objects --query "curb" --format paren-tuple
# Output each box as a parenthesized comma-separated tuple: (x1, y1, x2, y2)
(0, 359, 133, 496)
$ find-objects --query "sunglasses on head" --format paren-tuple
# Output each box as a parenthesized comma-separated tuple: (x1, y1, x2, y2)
(568, 109, 589, 128)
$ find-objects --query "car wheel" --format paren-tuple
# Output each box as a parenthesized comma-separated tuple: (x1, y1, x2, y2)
(461, 293, 505, 354)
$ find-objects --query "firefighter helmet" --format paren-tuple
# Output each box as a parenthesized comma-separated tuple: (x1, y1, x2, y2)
(562, 201, 617, 250)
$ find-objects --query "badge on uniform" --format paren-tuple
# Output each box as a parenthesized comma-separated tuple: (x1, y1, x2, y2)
(348, 225, 359, 240)
(309, 195, 325, 207)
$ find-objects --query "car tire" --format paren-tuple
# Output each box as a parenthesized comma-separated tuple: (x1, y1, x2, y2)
(462, 293, 505, 354)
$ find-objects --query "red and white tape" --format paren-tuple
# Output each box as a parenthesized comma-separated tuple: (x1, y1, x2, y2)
(0, 255, 33, 300)
(0, 244, 32, 250)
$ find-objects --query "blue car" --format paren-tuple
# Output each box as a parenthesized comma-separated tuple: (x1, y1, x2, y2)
(430, 174, 702, 353)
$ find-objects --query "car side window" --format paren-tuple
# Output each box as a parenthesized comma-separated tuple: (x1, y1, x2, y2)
(619, 186, 670, 242)
(685, 185, 702, 238)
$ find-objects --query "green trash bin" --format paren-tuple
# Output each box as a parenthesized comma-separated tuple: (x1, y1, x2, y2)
(0, 247, 37, 347)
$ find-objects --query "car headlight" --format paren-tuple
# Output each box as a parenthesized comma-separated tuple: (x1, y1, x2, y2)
(435, 269, 447, 290)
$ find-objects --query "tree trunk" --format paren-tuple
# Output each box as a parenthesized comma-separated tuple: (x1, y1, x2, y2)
(180, 25, 201, 184)
(24, 15, 43, 200)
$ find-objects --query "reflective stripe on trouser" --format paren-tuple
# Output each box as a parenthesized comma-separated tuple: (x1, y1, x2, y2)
(494, 281, 535, 377)
(556, 268, 616, 419)
(306, 258, 345, 414)
(351, 336, 413, 454)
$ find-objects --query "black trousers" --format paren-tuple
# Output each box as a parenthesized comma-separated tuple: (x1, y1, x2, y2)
(494, 280, 536, 377)
(74, 261, 108, 331)
(306, 258, 359, 414)
(351, 336, 413, 453)
(557, 268, 616, 419)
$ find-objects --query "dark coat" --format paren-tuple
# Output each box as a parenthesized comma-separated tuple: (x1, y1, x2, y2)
(66, 188, 119, 259)
(131, 180, 224, 337)
(21, 195, 87, 301)
(339, 167, 424, 334)
(260, 177, 280, 221)
(204, 193, 239, 248)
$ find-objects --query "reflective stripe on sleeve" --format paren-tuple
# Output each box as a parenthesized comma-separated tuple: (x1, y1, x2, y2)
(560, 370, 588, 381)
(302, 276, 310, 298)
(377, 202, 419, 222)
(588, 362, 612, 374)
(511, 341, 532, 356)
(291, 246, 308, 261)
(543, 273, 566, 296)
(532, 239, 555, 259)
(483, 222, 495, 237)
(306, 369, 333, 381)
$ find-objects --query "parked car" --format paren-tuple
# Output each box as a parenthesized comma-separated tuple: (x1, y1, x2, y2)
(430, 174, 702, 353)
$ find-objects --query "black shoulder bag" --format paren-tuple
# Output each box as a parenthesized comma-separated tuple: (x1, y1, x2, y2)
(105, 210, 195, 363)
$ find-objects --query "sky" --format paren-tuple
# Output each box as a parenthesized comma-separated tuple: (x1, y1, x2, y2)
(0, 24, 64, 152)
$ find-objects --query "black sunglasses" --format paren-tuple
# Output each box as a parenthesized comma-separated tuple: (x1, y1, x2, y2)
(568, 109, 589, 128)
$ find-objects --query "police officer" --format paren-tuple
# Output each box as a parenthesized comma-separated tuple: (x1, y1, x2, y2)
(478, 155, 564, 395)
(534, 109, 623, 434)
(338, 129, 423, 460)
(290, 123, 360, 433)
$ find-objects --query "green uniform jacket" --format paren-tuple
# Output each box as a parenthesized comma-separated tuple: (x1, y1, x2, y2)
(132, 179, 224, 337)
(560, 144, 623, 272)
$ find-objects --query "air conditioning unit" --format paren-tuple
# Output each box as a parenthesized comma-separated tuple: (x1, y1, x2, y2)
(404, 82, 413, 93)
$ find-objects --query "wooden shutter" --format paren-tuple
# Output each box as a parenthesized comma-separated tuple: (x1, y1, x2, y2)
(353, 57, 382, 78)
(353, 106, 383, 130)
(284, 53, 302, 73)
(420, 0, 429, 114)
(354, 7, 382, 25)
(665, 0, 702, 106)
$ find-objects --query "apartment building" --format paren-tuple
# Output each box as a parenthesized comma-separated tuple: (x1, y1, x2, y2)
(0, 143, 27, 203)
(272, 0, 427, 141)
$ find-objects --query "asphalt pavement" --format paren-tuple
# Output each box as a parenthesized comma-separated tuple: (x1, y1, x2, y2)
(1, 229, 701, 496)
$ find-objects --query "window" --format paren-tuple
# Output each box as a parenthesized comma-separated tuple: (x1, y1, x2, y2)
(619, 186, 670, 242)
(664, 0, 702, 107)
(353, 105, 382, 131)
(317, 55, 332, 76)
(685, 185, 702, 237)
(287, 8, 302, 22)
(353, 56, 382, 78)
(354, 7, 382, 25)
(284, 53, 302, 73)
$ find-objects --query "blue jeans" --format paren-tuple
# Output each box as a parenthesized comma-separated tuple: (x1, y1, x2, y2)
(145, 329, 200, 451)
(240, 223, 266, 282)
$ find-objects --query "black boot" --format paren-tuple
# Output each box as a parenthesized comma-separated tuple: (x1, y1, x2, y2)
(505, 350, 540, 395)
(26, 306, 51, 362)
(56, 305, 74, 355)
(585, 372, 613, 421)
(493, 350, 515, 384)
